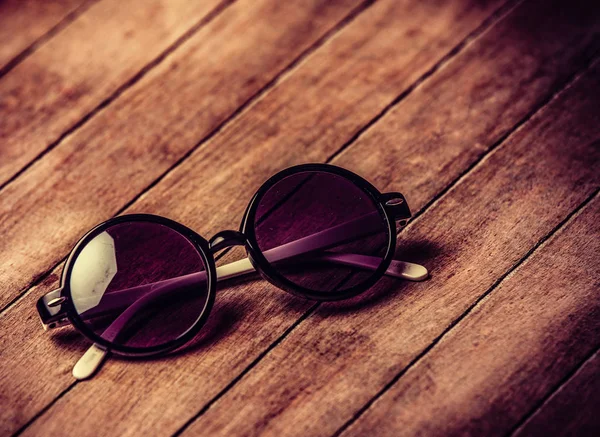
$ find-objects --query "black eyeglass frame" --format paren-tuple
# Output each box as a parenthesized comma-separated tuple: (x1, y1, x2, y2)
(240, 163, 408, 301)
(37, 163, 411, 357)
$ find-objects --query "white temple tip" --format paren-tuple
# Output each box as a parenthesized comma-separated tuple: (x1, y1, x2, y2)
(73, 344, 108, 380)
(393, 261, 429, 281)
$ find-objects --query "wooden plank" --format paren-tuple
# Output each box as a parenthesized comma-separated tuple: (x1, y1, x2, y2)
(10, 0, 600, 436)
(341, 194, 600, 437)
(175, 53, 600, 436)
(0, 0, 515, 434)
(513, 350, 600, 437)
(0, 0, 369, 432)
(0, 0, 378, 432)
(0, 0, 368, 311)
(0, 0, 226, 187)
(0, 0, 88, 72)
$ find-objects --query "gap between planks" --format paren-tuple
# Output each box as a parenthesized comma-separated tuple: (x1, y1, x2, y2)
(0, 0, 510, 316)
(399, 50, 600, 228)
(0, 0, 99, 79)
(7, 0, 520, 433)
(333, 185, 600, 437)
(7, 0, 590, 434)
(4, 2, 585, 433)
(170, 302, 321, 437)
(507, 344, 600, 436)
(0, 0, 376, 316)
(172, 28, 600, 437)
(0, 0, 236, 194)
(326, 0, 524, 163)
(12, 382, 77, 437)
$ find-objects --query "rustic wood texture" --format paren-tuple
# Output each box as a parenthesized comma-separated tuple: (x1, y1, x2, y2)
(0, 0, 227, 187)
(513, 350, 600, 437)
(2, 0, 513, 434)
(1, 0, 599, 435)
(0, 0, 88, 72)
(340, 192, 600, 437)
(0, 0, 368, 311)
(179, 56, 600, 437)
(0, 0, 368, 431)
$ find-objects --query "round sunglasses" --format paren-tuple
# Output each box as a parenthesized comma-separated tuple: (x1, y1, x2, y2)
(37, 164, 428, 379)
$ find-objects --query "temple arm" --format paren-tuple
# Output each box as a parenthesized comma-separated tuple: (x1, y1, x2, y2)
(74, 254, 427, 319)
(39, 211, 425, 327)
(77, 211, 425, 315)
(72, 254, 427, 379)
(40, 211, 428, 379)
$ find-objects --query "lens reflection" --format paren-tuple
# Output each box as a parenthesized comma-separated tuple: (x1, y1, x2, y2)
(253, 171, 389, 295)
(70, 221, 209, 349)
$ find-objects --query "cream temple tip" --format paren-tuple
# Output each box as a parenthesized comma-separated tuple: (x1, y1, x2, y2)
(73, 344, 108, 380)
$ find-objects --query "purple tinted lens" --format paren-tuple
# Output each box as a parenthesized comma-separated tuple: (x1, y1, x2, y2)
(69, 221, 209, 349)
(254, 171, 389, 294)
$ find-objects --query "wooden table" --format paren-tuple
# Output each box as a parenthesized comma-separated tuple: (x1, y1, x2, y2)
(1, 0, 599, 435)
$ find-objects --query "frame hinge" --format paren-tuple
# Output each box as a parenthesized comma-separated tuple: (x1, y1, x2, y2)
(381, 192, 411, 221)
(37, 288, 70, 330)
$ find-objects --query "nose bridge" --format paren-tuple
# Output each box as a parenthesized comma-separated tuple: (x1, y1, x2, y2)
(208, 230, 247, 253)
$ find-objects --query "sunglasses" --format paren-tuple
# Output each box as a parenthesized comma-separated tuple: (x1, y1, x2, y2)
(37, 164, 427, 379)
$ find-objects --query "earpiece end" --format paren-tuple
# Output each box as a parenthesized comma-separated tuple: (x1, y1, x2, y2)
(73, 344, 108, 380)
(391, 260, 429, 281)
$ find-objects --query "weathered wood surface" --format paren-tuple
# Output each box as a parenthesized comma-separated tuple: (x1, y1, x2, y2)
(0, 0, 369, 311)
(2, 0, 513, 433)
(0, 0, 88, 73)
(1, 0, 599, 435)
(0, 0, 369, 430)
(179, 59, 600, 437)
(341, 193, 600, 437)
(513, 350, 600, 437)
(0, 0, 228, 187)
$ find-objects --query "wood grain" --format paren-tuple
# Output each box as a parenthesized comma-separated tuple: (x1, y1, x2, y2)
(513, 349, 600, 437)
(0, 0, 226, 187)
(7, 0, 599, 436)
(328, 0, 600, 213)
(0, 0, 87, 71)
(178, 60, 600, 436)
(0, 0, 367, 311)
(341, 194, 600, 437)
(0, 0, 369, 432)
(1, 0, 516, 434)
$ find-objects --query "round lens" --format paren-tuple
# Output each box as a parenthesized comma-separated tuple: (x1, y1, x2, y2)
(252, 170, 390, 296)
(69, 220, 210, 350)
